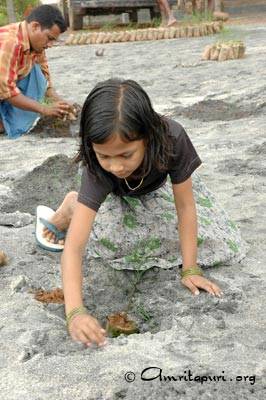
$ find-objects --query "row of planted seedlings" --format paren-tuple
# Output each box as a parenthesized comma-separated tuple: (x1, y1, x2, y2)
(65, 21, 223, 46)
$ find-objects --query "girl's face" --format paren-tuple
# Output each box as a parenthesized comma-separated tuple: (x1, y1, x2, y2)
(92, 134, 145, 179)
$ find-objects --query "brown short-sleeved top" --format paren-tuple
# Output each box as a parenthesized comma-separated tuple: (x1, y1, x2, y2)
(78, 118, 202, 211)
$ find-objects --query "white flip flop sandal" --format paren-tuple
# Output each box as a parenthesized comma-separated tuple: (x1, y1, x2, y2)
(36, 205, 65, 252)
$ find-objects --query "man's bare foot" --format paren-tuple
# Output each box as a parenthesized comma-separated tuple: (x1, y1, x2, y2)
(167, 18, 178, 27)
(42, 191, 78, 244)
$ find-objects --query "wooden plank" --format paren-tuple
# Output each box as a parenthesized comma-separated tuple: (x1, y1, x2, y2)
(223, 0, 266, 6)
(71, 0, 175, 8)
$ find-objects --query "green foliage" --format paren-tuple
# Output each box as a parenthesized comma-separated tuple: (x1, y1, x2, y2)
(197, 236, 204, 247)
(136, 303, 153, 321)
(216, 26, 246, 44)
(227, 239, 239, 253)
(162, 211, 175, 221)
(0, 0, 40, 24)
(0, 11, 7, 25)
(183, 10, 213, 24)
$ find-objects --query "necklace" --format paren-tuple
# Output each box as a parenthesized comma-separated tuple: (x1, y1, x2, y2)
(124, 177, 144, 191)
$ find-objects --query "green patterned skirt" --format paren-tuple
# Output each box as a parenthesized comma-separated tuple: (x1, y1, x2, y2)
(87, 173, 247, 270)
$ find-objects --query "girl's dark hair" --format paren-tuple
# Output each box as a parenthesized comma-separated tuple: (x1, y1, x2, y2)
(77, 78, 173, 180)
(26, 5, 67, 33)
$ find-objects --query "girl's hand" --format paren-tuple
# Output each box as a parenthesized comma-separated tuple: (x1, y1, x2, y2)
(68, 313, 107, 347)
(181, 275, 222, 297)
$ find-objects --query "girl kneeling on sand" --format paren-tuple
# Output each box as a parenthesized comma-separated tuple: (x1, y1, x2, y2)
(38, 78, 245, 347)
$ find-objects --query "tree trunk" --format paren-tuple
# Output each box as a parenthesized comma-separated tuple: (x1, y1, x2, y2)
(214, 0, 222, 12)
(6, 0, 16, 23)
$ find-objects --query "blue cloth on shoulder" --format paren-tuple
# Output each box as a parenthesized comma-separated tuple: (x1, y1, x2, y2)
(0, 64, 47, 139)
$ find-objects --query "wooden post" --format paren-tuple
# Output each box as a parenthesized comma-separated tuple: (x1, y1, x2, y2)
(204, 0, 208, 17)
(6, 0, 16, 23)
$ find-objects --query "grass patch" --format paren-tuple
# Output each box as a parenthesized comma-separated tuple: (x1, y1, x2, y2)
(227, 239, 239, 253)
(136, 303, 153, 321)
(197, 237, 205, 247)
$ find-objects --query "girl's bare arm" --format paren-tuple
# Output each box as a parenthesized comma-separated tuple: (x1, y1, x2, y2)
(61, 202, 106, 345)
(172, 177, 222, 297)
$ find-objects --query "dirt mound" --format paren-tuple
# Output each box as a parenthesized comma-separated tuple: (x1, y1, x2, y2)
(1, 154, 80, 214)
(171, 99, 265, 121)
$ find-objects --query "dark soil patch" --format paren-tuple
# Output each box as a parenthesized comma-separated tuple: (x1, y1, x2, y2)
(31, 117, 80, 138)
(170, 100, 265, 122)
(1, 154, 80, 214)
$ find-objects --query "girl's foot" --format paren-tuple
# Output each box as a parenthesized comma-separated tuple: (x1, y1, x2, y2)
(42, 191, 78, 244)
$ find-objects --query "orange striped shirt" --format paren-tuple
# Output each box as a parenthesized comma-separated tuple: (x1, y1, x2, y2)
(0, 20, 51, 100)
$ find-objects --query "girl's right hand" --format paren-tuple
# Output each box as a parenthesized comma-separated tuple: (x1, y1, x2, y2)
(68, 313, 107, 347)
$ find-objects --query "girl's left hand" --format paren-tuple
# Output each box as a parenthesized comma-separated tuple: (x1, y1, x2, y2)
(181, 275, 222, 297)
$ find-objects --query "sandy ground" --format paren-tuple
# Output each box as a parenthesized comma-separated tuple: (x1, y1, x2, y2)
(0, 22, 266, 399)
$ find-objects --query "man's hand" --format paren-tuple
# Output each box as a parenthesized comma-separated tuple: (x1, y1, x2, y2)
(181, 275, 222, 297)
(68, 313, 107, 347)
(40, 101, 71, 118)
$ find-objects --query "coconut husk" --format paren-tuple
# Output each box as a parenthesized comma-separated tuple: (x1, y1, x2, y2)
(95, 32, 104, 44)
(238, 43, 245, 58)
(187, 26, 193, 37)
(117, 32, 125, 42)
(124, 31, 131, 42)
(157, 28, 164, 40)
(206, 23, 214, 35)
(201, 44, 213, 60)
(129, 30, 136, 41)
(218, 45, 229, 61)
(174, 27, 180, 38)
(193, 26, 198, 37)
(72, 34, 81, 45)
(147, 28, 154, 41)
(34, 288, 64, 304)
(168, 27, 175, 39)
(210, 45, 220, 60)
(213, 22, 221, 33)
(136, 30, 143, 41)
(0, 250, 8, 267)
(79, 33, 88, 45)
(180, 27, 187, 38)
(231, 43, 239, 58)
(85, 33, 92, 44)
(163, 29, 170, 39)
(65, 34, 74, 45)
(153, 29, 159, 40)
(106, 312, 139, 337)
(62, 103, 81, 122)
(227, 46, 235, 60)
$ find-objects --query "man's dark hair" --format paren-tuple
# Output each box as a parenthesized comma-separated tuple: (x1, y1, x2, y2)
(26, 5, 67, 33)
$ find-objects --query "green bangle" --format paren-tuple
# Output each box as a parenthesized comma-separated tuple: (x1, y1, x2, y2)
(180, 266, 203, 279)
(66, 306, 88, 328)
